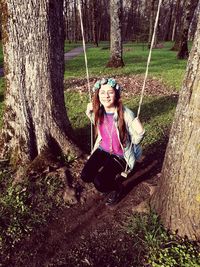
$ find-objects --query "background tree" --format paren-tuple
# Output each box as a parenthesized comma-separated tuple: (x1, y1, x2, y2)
(91, 0, 99, 46)
(177, 0, 199, 59)
(188, 0, 200, 41)
(170, 0, 185, 50)
(0, 0, 81, 168)
(107, 0, 124, 68)
(148, 0, 158, 47)
(151, 13, 200, 240)
(162, 0, 175, 41)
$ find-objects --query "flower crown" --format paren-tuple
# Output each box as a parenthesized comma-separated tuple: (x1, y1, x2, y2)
(92, 78, 122, 94)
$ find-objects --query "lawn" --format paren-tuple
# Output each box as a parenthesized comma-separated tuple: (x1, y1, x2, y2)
(64, 41, 188, 90)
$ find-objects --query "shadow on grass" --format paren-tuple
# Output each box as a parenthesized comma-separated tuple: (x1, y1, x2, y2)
(127, 94, 178, 123)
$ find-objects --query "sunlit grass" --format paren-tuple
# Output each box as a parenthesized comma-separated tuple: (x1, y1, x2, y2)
(65, 41, 188, 91)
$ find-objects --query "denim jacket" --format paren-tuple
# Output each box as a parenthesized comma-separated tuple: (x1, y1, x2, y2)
(86, 106, 145, 170)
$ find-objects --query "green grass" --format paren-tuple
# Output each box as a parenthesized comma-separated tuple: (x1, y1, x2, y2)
(124, 212, 200, 267)
(0, 170, 66, 265)
(65, 41, 188, 90)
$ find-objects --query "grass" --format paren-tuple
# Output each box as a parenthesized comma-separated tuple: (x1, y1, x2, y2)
(65, 41, 188, 90)
(124, 212, 200, 267)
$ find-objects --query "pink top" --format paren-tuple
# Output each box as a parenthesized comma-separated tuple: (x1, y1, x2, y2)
(99, 113, 124, 157)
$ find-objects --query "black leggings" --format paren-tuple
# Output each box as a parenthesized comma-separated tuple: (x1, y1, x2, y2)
(81, 148, 126, 193)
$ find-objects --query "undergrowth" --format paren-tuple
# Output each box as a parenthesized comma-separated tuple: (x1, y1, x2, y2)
(0, 167, 65, 266)
(124, 212, 200, 267)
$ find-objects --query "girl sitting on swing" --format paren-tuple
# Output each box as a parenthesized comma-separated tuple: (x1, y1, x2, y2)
(81, 78, 145, 205)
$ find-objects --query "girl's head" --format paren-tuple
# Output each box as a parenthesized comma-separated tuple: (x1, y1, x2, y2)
(92, 78, 122, 111)
(92, 78, 127, 145)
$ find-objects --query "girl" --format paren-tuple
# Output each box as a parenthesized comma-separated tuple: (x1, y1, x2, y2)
(81, 78, 145, 205)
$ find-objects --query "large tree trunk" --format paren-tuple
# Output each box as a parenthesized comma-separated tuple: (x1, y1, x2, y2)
(0, 0, 81, 167)
(106, 0, 124, 68)
(151, 13, 200, 240)
(177, 0, 199, 59)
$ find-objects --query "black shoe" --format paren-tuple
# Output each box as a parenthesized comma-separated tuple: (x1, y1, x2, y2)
(105, 188, 123, 205)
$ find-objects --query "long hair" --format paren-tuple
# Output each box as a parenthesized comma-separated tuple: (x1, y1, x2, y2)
(92, 89, 127, 146)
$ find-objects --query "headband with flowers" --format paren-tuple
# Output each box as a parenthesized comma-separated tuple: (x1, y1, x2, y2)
(92, 78, 122, 94)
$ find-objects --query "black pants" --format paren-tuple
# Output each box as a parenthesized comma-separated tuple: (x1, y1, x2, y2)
(81, 148, 126, 193)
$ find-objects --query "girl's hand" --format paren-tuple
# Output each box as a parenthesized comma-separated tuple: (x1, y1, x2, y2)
(87, 102, 93, 113)
(132, 117, 144, 134)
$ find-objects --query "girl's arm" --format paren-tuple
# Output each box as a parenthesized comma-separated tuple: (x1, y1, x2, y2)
(129, 116, 145, 144)
(132, 117, 145, 135)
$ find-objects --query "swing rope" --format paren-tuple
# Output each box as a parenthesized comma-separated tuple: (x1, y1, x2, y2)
(137, 0, 162, 118)
(77, 0, 162, 171)
(122, 0, 163, 176)
(77, 1, 93, 152)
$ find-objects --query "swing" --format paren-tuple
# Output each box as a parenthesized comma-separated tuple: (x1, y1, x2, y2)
(77, 0, 163, 178)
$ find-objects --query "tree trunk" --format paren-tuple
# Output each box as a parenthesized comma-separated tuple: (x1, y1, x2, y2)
(170, 0, 183, 51)
(177, 0, 199, 59)
(91, 0, 98, 47)
(164, 0, 174, 41)
(73, 0, 78, 42)
(106, 0, 124, 68)
(148, 0, 157, 47)
(0, 0, 81, 167)
(151, 13, 200, 240)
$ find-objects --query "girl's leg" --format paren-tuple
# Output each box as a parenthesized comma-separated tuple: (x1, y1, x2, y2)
(81, 149, 109, 183)
(93, 155, 126, 193)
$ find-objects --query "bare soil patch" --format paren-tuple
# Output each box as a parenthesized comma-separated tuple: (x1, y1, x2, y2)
(64, 74, 178, 97)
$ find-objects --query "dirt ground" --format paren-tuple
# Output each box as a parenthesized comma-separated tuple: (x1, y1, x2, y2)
(12, 76, 177, 267)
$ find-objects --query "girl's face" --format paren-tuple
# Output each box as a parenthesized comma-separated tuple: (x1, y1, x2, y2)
(99, 84, 116, 110)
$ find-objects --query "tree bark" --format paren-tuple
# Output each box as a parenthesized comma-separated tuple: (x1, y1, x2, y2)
(177, 0, 199, 59)
(0, 0, 81, 167)
(151, 13, 200, 240)
(106, 0, 124, 68)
